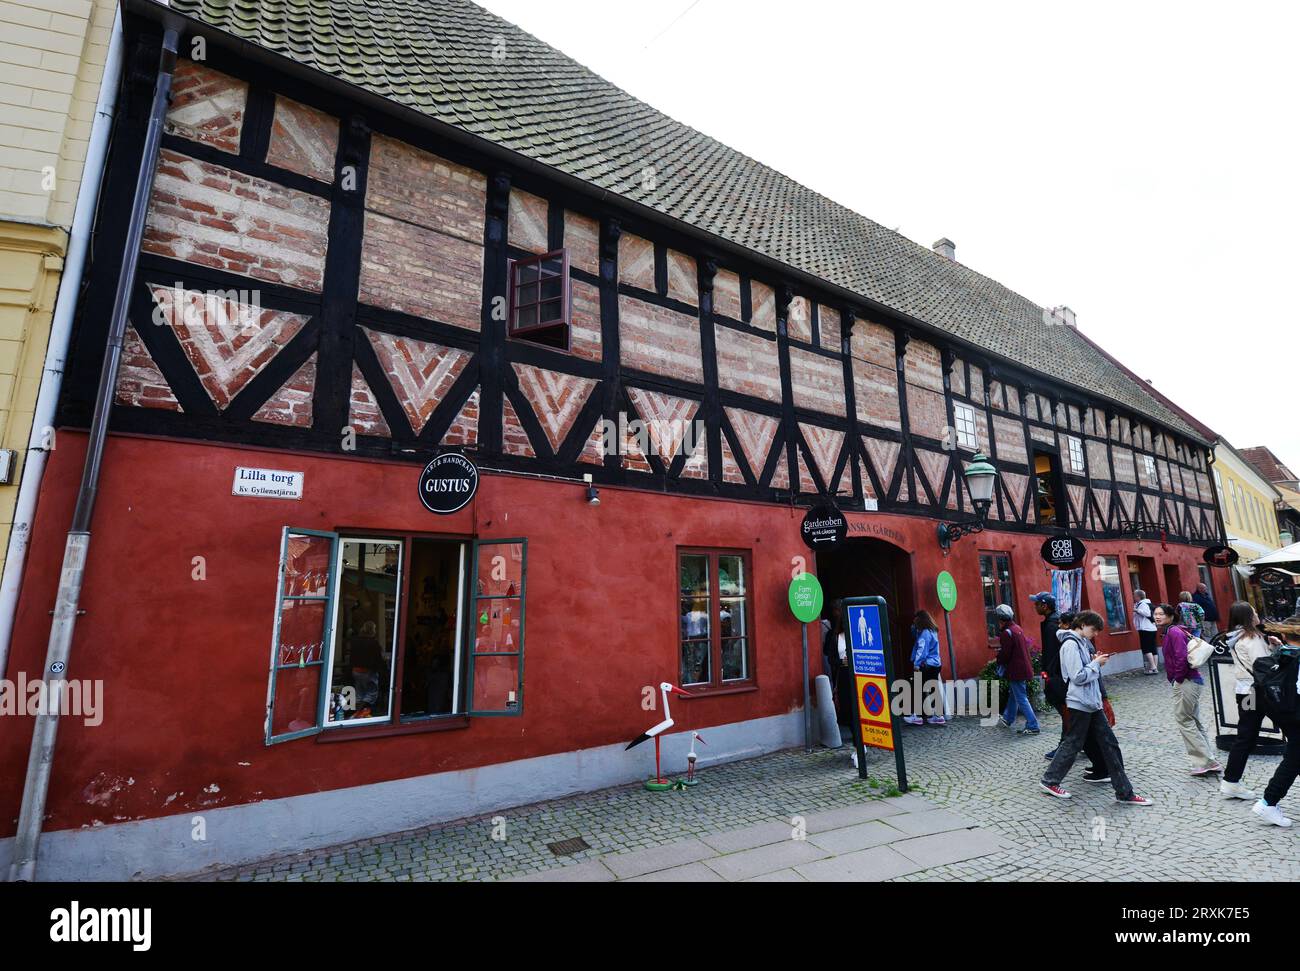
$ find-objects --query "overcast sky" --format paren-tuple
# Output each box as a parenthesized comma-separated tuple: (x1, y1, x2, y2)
(480, 0, 1299, 471)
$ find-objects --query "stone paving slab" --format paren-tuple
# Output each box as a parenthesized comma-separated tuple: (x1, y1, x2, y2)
(802, 800, 917, 832)
(702, 839, 831, 881)
(699, 820, 794, 854)
(507, 860, 615, 882)
(626, 861, 725, 882)
(744, 868, 807, 882)
(880, 808, 979, 837)
(795, 844, 923, 882)
(807, 820, 910, 854)
(891, 829, 1008, 869)
(602, 839, 717, 879)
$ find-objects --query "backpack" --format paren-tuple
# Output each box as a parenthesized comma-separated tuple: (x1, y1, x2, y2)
(1252, 652, 1300, 724)
(1043, 637, 1069, 707)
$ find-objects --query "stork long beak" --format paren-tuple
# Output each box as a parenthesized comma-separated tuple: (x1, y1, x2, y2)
(696, 735, 707, 745)
(670, 685, 691, 698)
(625, 732, 652, 751)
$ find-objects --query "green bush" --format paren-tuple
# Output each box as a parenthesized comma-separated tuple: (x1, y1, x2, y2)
(977, 650, 1050, 713)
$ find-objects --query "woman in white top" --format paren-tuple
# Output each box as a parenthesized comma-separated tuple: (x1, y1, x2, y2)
(1133, 590, 1158, 674)
(1221, 601, 1280, 800)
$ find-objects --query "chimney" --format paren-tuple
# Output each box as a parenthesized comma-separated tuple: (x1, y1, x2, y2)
(1042, 305, 1077, 328)
(932, 238, 956, 261)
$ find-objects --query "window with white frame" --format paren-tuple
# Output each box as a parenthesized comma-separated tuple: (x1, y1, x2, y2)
(1067, 436, 1085, 474)
(953, 402, 978, 450)
(1143, 454, 1157, 487)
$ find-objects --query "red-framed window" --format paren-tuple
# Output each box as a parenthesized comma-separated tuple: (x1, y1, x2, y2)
(507, 249, 570, 350)
(979, 550, 1015, 643)
(678, 548, 754, 691)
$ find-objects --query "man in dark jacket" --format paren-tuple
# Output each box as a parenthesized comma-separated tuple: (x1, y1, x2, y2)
(993, 604, 1040, 735)
(1193, 582, 1220, 637)
(1030, 591, 1060, 683)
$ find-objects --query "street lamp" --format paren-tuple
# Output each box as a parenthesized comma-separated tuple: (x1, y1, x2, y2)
(937, 452, 998, 552)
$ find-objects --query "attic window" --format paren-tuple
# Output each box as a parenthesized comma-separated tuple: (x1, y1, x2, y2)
(508, 250, 570, 351)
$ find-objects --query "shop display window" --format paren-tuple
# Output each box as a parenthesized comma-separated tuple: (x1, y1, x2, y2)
(679, 549, 753, 691)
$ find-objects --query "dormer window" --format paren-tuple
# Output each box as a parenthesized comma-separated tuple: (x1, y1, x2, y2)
(508, 250, 570, 350)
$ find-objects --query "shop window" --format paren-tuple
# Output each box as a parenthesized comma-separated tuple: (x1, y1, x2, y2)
(953, 403, 978, 450)
(679, 549, 753, 690)
(264, 529, 525, 744)
(508, 250, 570, 350)
(1067, 436, 1085, 474)
(979, 551, 1014, 642)
(1097, 554, 1127, 631)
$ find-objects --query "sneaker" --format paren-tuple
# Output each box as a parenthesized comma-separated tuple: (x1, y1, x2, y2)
(1116, 794, 1154, 806)
(1043, 749, 1057, 761)
(1252, 799, 1294, 828)
(997, 717, 1011, 730)
(1083, 770, 1111, 784)
(902, 715, 924, 726)
(1017, 727, 1040, 736)
(927, 715, 947, 726)
(1040, 781, 1071, 799)
(1191, 763, 1223, 777)
(1220, 780, 1256, 801)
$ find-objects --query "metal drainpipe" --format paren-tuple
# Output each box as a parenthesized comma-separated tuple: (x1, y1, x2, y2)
(0, 10, 126, 682)
(6, 26, 180, 883)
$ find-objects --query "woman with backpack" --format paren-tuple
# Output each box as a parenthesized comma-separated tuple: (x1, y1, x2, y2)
(1251, 614, 1300, 827)
(1133, 590, 1159, 675)
(1155, 603, 1222, 777)
(904, 611, 945, 726)
(1177, 591, 1206, 638)
(1221, 601, 1281, 800)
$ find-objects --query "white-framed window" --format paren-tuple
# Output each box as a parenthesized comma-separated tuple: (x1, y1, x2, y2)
(1143, 454, 1157, 487)
(1067, 436, 1085, 474)
(953, 402, 978, 450)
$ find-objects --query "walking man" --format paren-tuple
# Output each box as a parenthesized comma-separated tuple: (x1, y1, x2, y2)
(1040, 611, 1153, 805)
(992, 604, 1040, 736)
(1193, 582, 1221, 638)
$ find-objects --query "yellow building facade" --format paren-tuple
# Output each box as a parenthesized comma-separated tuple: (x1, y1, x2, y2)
(0, 0, 117, 565)
(1213, 440, 1283, 613)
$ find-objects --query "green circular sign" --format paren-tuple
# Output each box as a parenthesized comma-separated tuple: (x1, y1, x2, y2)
(788, 572, 824, 623)
(936, 570, 958, 612)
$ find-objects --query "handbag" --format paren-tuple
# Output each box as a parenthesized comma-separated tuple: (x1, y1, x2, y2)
(1103, 697, 1116, 727)
(1186, 636, 1214, 668)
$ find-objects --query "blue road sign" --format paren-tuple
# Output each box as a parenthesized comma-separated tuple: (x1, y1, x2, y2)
(847, 603, 886, 677)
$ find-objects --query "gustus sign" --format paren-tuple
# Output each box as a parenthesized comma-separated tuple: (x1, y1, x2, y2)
(418, 453, 479, 514)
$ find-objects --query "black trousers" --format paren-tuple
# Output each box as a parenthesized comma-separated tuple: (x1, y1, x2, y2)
(1054, 702, 1104, 771)
(1264, 723, 1300, 807)
(1043, 707, 1134, 799)
(919, 664, 942, 718)
(1224, 692, 1266, 784)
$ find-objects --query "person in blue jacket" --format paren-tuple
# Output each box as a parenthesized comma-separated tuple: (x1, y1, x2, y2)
(904, 610, 945, 726)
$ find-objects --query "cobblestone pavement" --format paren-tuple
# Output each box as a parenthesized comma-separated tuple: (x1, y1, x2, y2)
(185, 669, 1298, 882)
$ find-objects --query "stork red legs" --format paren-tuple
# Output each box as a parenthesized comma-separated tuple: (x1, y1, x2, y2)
(625, 682, 690, 785)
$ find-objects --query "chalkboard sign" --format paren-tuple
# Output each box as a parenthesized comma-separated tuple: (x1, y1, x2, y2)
(418, 453, 479, 514)
(801, 504, 847, 551)
(1041, 534, 1086, 567)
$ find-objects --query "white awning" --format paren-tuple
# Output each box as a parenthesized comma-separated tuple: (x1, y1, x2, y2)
(1249, 540, 1300, 567)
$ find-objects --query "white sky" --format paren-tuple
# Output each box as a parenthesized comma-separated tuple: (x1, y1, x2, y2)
(479, 0, 1300, 470)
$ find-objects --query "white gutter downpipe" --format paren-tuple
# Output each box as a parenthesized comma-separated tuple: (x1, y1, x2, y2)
(0, 10, 125, 680)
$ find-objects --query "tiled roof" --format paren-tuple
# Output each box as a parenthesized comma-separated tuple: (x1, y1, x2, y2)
(1241, 447, 1299, 486)
(159, 0, 1206, 441)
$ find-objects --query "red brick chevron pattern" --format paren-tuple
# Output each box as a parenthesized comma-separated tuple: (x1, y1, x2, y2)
(724, 407, 780, 483)
(366, 328, 471, 435)
(513, 363, 597, 453)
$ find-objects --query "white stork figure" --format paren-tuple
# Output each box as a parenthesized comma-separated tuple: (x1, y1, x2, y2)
(626, 682, 691, 785)
(685, 731, 707, 784)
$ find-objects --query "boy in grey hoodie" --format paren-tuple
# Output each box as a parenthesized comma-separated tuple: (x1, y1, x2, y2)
(1040, 611, 1153, 805)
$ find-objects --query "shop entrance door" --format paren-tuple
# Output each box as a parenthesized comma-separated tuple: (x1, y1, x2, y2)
(816, 538, 914, 678)
(1163, 564, 1184, 604)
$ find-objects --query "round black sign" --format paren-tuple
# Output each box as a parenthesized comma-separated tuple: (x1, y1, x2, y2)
(418, 453, 479, 514)
(1041, 534, 1086, 567)
(1257, 569, 1294, 589)
(801, 504, 847, 551)
(1203, 545, 1239, 569)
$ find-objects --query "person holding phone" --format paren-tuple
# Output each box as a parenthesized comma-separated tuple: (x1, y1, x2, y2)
(1040, 611, 1152, 805)
(1221, 601, 1281, 800)
(1156, 602, 1222, 777)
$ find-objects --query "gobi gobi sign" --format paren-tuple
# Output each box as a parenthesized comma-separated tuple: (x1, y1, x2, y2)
(418, 453, 479, 514)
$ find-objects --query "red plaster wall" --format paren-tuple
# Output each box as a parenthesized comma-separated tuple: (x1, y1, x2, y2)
(0, 434, 1227, 837)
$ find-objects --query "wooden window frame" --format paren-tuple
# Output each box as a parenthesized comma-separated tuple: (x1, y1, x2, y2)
(978, 549, 1015, 646)
(507, 248, 571, 351)
(953, 402, 978, 451)
(677, 547, 757, 696)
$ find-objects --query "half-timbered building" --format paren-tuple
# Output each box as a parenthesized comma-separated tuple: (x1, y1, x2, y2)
(0, 0, 1235, 877)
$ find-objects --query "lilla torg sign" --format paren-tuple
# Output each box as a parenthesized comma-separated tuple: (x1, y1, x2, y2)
(1041, 534, 1086, 567)
(418, 453, 479, 514)
(801, 504, 847, 551)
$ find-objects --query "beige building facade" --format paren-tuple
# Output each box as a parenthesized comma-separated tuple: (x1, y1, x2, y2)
(0, 0, 117, 564)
